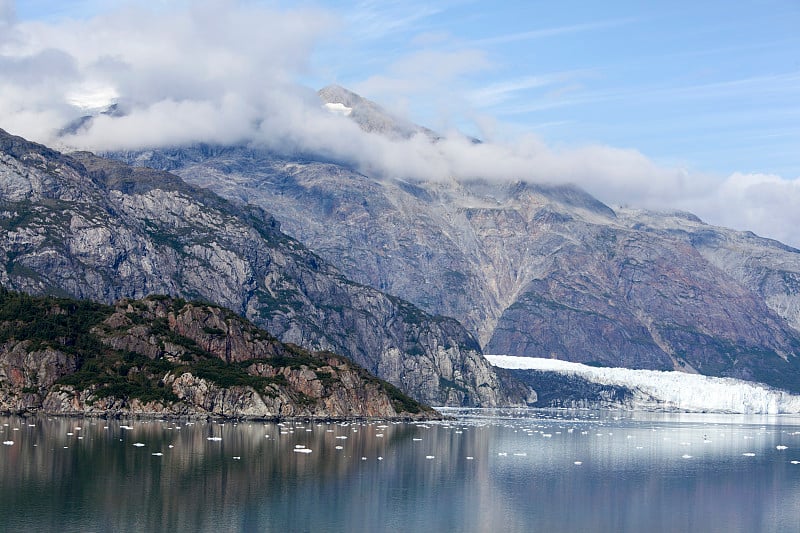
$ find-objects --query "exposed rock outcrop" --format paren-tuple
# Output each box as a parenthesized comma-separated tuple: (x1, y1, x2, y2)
(0, 128, 532, 407)
(0, 290, 440, 419)
(102, 87, 800, 393)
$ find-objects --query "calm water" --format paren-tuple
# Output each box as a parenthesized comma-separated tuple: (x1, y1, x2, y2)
(1, 409, 799, 532)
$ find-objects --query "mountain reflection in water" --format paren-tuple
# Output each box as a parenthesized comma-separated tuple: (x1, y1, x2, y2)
(1, 410, 799, 532)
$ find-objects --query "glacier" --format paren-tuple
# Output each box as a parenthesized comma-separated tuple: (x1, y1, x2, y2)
(486, 355, 800, 414)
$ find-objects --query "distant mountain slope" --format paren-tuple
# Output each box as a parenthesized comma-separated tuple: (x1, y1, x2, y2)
(318, 84, 437, 140)
(0, 128, 531, 407)
(105, 88, 800, 393)
(0, 290, 438, 419)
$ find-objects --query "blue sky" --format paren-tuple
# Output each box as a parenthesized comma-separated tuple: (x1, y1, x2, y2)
(2, 0, 799, 245)
(313, 0, 799, 177)
(10, 0, 799, 177)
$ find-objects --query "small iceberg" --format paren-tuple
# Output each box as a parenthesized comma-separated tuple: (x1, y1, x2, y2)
(133, 442, 145, 447)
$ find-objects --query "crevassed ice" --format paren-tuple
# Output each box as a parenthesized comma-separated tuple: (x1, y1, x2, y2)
(486, 355, 800, 414)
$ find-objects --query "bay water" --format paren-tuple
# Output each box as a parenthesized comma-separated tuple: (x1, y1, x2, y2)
(1, 409, 799, 532)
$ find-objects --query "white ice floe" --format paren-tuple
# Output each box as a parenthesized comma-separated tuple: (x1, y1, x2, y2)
(776, 445, 788, 450)
(742, 452, 756, 457)
(293, 448, 312, 454)
(486, 355, 800, 414)
(2, 441, 13, 446)
(206, 437, 222, 441)
(152, 453, 163, 456)
(133, 443, 145, 447)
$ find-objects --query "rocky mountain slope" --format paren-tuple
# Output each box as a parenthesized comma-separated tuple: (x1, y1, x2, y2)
(0, 128, 532, 407)
(0, 289, 437, 419)
(107, 88, 800, 393)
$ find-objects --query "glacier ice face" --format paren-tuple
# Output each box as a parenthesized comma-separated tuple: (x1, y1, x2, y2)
(486, 355, 800, 414)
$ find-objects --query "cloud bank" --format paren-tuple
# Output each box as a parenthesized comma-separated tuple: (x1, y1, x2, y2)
(0, 0, 797, 248)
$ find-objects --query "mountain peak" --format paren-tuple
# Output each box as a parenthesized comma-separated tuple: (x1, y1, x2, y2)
(318, 85, 436, 140)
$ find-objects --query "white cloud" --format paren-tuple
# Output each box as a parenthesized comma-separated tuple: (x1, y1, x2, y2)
(1, 0, 798, 249)
(682, 173, 800, 248)
(1, 0, 335, 144)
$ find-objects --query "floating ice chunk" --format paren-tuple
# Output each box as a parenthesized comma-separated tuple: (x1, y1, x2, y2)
(152, 453, 163, 456)
(293, 448, 312, 454)
(361, 457, 367, 461)
(120, 426, 133, 430)
(574, 461, 583, 465)
(791, 461, 800, 465)
(233, 456, 241, 460)
(133, 442, 145, 447)
(206, 437, 222, 441)
(498, 452, 507, 456)
(776, 445, 788, 450)
(682, 454, 693, 459)
(425, 455, 435, 459)
(466, 456, 474, 460)
(412, 438, 422, 442)
(336, 436, 348, 440)
(2, 441, 13, 446)
(378, 457, 383, 461)
(168, 445, 174, 449)
(335, 446, 344, 450)
(66, 432, 73, 436)
(513, 453, 527, 457)
(742, 452, 756, 457)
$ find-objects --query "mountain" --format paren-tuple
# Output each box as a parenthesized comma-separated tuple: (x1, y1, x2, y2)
(318, 85, 437, 140)
(0, 128, 532, 407)
(106, 88, 800, 394)
(0, 289, 438, 419)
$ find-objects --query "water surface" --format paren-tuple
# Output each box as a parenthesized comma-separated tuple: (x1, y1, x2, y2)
(2, 410, 799, 532)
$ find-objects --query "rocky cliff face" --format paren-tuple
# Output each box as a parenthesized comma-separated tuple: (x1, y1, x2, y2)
(105, 88, 800, 393)
(0, 128, 530, 407)
(0, 289, 440, 419)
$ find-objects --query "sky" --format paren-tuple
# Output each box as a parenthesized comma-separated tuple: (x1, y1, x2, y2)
(1, 0, 799, 247)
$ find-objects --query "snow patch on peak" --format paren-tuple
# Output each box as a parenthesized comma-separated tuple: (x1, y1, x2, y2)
(324, 102, 353, 116)
(486, 355, 800, 414)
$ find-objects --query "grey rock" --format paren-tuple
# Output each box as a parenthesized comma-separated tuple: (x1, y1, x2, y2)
(108, 115, 800, 393)
(0, 128, 529, 407)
